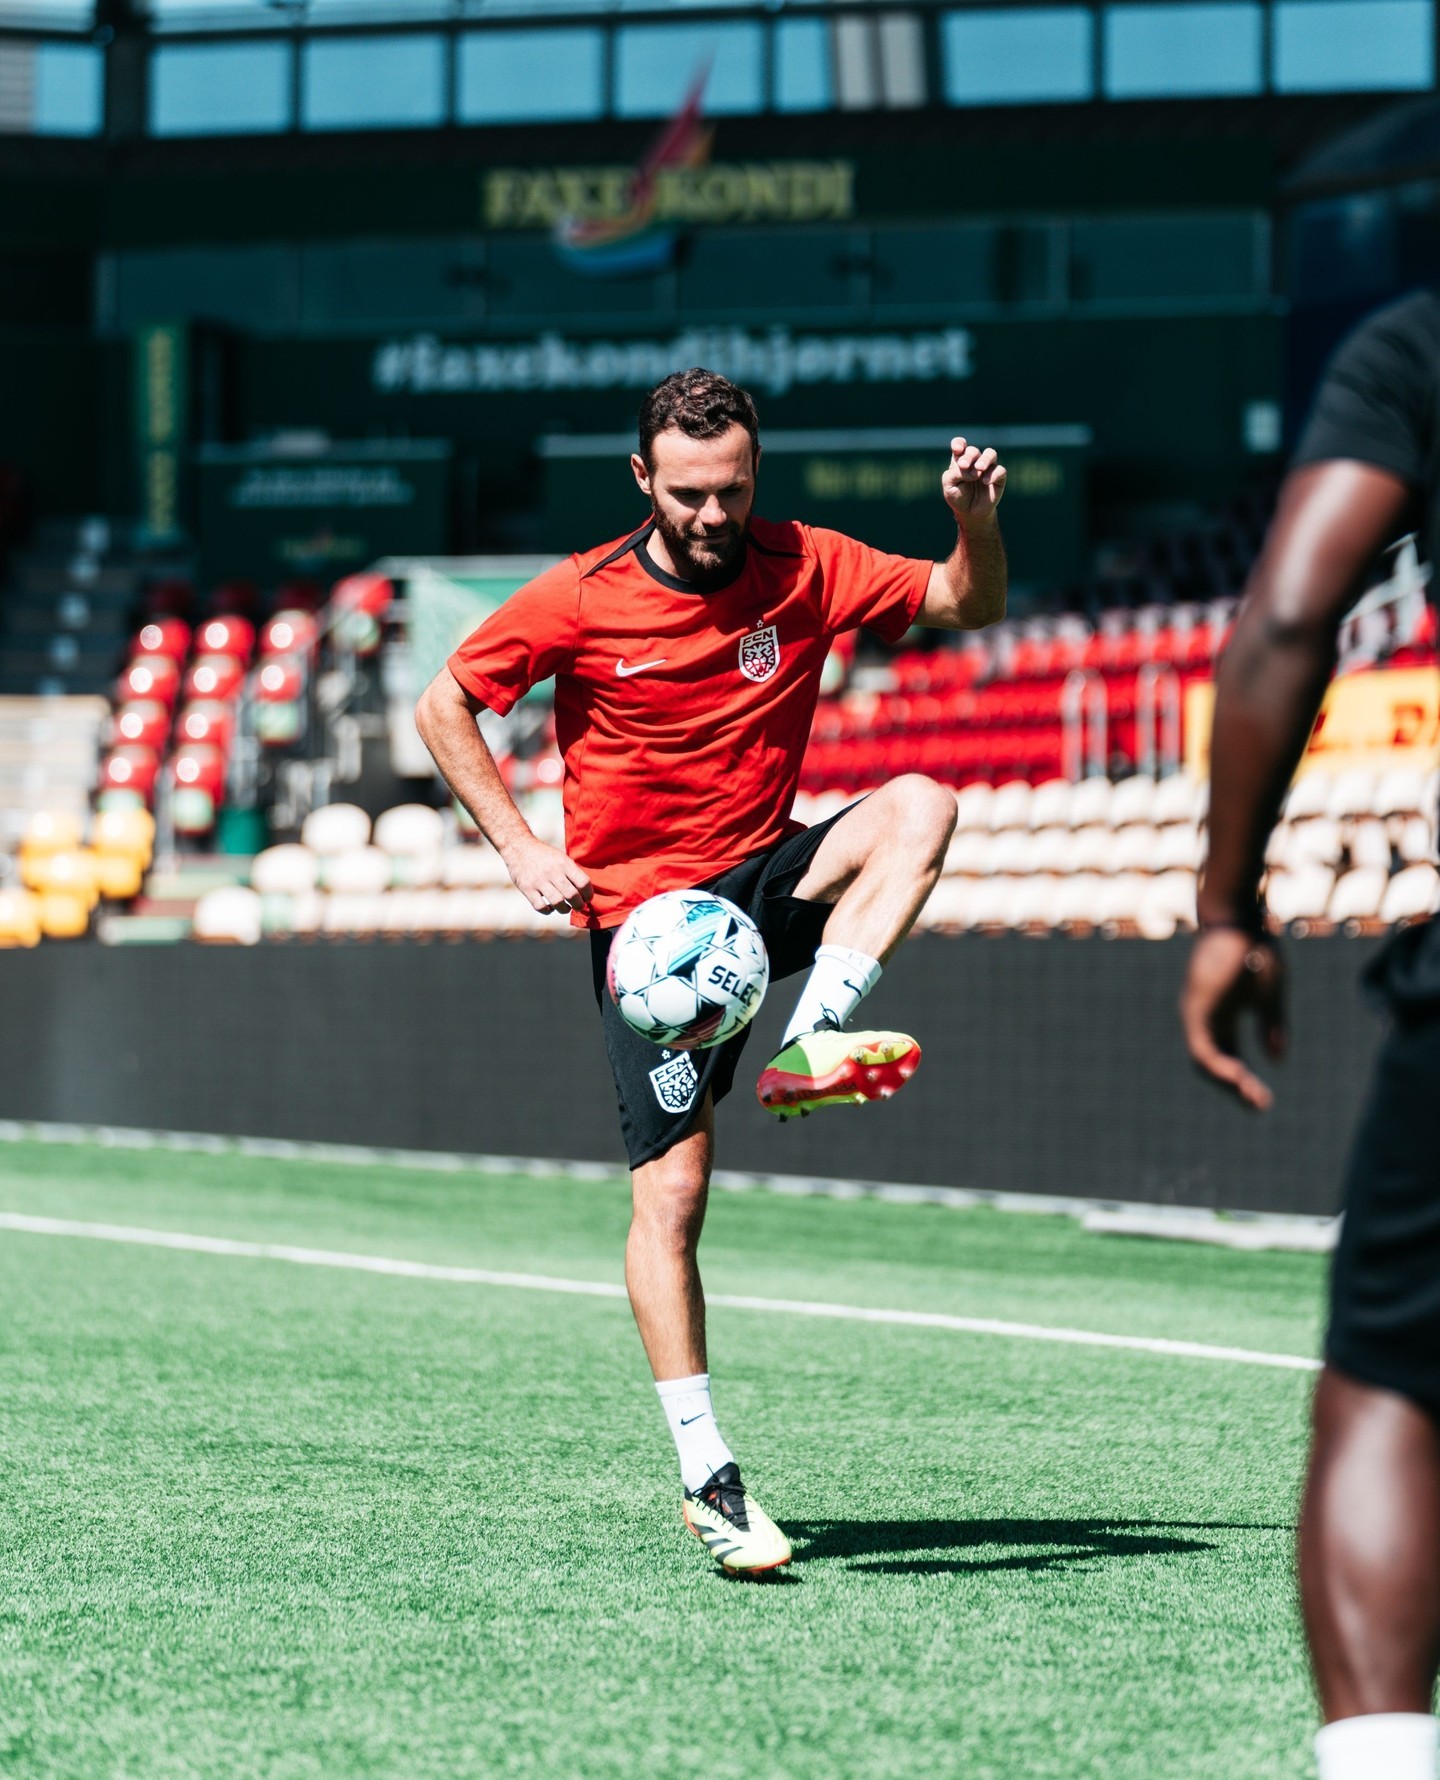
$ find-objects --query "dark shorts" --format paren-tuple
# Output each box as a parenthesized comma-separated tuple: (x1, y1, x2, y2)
(1327, 924, 1440, 1415)
(589, 806, 856, 1170)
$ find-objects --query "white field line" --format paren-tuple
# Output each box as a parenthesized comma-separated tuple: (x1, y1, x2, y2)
(0, 1211, 1320, 1375)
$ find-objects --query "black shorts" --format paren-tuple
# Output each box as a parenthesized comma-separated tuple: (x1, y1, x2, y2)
(1328, 924, 1440, 1415)
(589, 807, 856, 1170)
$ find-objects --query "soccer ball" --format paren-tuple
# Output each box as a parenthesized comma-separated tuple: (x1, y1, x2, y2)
(607, 890, 769, 1050)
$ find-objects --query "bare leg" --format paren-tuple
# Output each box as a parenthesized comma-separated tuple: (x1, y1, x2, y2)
(1300, 1366, 1440, 1720)
(624, 1093, 714, 1381)
(791, 774, 957, 956)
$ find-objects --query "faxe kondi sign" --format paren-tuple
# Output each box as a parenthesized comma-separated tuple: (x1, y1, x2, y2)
(483, 159, 856, 230)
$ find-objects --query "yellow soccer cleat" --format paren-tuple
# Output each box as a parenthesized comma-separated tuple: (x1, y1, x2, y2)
(682, 1463, 793, 1575)
(756, 1026, 922, 1120)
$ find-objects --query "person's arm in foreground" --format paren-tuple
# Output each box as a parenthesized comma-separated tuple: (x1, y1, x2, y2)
(919, 437, 1009, 630)
(415, 667, 592, 916)
(1180, 461, 1411, 1108)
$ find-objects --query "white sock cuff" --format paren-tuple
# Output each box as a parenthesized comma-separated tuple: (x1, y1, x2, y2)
(1315, 1713, 1438, 1779)
(814, 944, 882, 994)
(656, 1372, 709, 1400)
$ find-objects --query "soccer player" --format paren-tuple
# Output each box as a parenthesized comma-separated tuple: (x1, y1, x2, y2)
(417, 368, 1007, 1574)
(1180, 290, 1440, 1780)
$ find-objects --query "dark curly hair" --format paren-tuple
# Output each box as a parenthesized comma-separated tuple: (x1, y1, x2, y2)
(637, 368, 760, 470)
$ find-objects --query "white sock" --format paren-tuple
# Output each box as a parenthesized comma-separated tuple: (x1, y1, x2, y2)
(1315, 1714, 1438, 1779)
(781, 944, 882, 1047)
(655, 1373, 736, 1494)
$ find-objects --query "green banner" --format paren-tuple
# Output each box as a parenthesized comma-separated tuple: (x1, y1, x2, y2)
(134, 323, 189, 547)
(196, 441, 452, 589)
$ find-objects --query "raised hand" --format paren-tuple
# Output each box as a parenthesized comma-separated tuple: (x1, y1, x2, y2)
(942, 437, 1007, 529)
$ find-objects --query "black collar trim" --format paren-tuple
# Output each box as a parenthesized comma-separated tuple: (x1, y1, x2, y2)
(630, 520, 749, 596)
(583, 522, 654, 579)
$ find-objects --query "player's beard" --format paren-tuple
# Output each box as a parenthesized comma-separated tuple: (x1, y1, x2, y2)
(650, 504, 749, 589)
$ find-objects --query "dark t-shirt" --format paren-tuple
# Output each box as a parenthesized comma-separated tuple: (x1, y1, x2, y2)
(1293, 288, 1440, 563)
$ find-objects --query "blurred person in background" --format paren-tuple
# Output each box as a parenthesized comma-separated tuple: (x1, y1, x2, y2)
(1181, 289, 1440, 1780)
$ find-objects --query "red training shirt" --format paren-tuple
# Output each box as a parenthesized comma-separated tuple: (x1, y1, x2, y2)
(447, 516, 932, 927)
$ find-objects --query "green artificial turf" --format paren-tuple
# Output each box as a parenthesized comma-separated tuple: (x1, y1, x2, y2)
(0, 1139, 1327, 1779)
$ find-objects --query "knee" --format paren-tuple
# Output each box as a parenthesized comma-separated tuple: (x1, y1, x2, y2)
(886, 774, 957, 862)
(633, 1169, 708, 1255)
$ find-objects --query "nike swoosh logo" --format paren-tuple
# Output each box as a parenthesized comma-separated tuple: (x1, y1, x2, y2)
(680, 1413, 707, 1426)
(616, 658, 667, 677)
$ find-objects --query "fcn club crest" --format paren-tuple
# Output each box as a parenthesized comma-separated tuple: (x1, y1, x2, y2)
(739, 625, 780, 683)
(649, 1053, 699, 1114)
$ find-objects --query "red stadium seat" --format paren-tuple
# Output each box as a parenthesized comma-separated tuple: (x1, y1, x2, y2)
(175, 700, 234, 751)
(184, 653, 245, 702)
(101, 745, 160, 802)
(114, 700, 170, 751)
(196, 615, 256, 663)
(118, 655, 180, 707)
(134, 618, 190, 662)
(256, 657, 304, 703)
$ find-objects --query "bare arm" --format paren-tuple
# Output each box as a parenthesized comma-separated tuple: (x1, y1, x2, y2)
(1180, 459, 1413, 1107)
(414, 666, 592, 915)
(920, 437, 1008, 631)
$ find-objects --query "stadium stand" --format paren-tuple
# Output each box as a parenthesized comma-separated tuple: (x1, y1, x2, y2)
(2, 502, 1436, 947)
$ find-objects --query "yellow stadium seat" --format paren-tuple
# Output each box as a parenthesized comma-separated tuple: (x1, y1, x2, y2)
(39, 889, 91, 939)
(93, 806, 155, 862)
(0, 887, 42, 947)
(94, 852, 144, 901)
(20, 810, 82, 858)
(40, 850, 100, 910)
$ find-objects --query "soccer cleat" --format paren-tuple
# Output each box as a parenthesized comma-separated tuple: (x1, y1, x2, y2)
(756, 1026, 921, 1120)
(682, 1463, 793, 1575)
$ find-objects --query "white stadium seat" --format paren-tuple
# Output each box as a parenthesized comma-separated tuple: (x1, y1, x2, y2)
(989, 780, 1033, 832)
(1028, 828, 1070, 875)
(1050, 872, 1106, 928)
(1382, 864, 1440, 925)
(442, 844, 512, 888)
(1068, 777, 1112, 828)
(1108, 776, 1156, 828)
(320, 846, 392, 896)
(1326, 769, 1378, 821)
(1328, 869, 1388, 925)
(1394, 815, 1436, 864)
(953, 782, 993, 832)
(193, 885, 263, 946)
(1111, 825, 1160, 874)
(373, 803, 446, 857)
(1027, 779, 1072, 829)
(1374, 767, 1430, 820)
(250, 843, 319, 896)
(1288, 817, 1343, 868)
(1151, 774, 1202, 827)
(988, 829, 1034, 875)
(1069, 826, 1111, 873)
(1346, 819, 1393, 874)
(1266, 866, 1336, 925)
(1155, 823, 1203, 873)
(1283, 774, 1331, 822)
(300, 802, 371, 856)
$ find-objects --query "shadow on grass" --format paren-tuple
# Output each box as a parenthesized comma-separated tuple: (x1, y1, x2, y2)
(785, 1518, 1284, 1576)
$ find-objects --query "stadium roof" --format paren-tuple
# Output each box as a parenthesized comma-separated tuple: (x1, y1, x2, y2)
(1286, 94, 1440, 194)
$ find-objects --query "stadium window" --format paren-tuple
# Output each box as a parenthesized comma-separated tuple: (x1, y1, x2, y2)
(678, 229, 860, 316)
(109, 245, 301, 333)
(457, 29, 605, 124)
(301, 32, 447, 131)
(774, 17, 832, 113)
(149, 40, 293, 136)
(614, 22, 765, 119)
(1273, 0, 1435, 91)
(1070, 214, 1267, 304)
(1103, 4, 1264, 97)
(941, 8, 1095, 106)
(485, 238, 669, 322)
(146, 0, 298, 30)
(34, 43, 104, 135)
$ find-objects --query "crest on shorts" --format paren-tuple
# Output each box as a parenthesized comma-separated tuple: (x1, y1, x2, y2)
(649, 1052, 699, 1114)
(738, 625, 780, 684)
